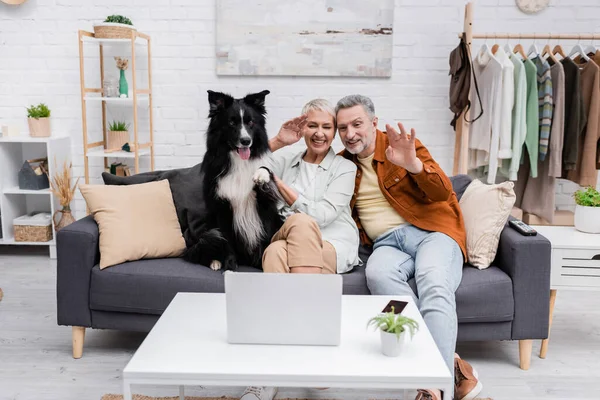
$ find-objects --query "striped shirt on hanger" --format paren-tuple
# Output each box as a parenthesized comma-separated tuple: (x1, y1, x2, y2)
(533, 56, 553, 161)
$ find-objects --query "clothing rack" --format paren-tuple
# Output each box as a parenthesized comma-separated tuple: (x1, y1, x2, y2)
(452, 1, 600, 176)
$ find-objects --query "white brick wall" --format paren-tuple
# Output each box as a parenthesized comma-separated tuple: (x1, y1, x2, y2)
(1, 0, 599, 217)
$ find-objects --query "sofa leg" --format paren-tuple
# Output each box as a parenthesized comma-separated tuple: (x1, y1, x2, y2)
(540, 289, 557, 359)
(72, 326, 86, 359)
(519, 339, 532, 370)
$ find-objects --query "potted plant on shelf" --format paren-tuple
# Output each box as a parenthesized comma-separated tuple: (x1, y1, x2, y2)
(93, 14, 136, 39)
(107, 120, 130, 152)
(367, 306, 419, 357)
(573, 186, 600, 234)
(49, 158, 79, 232)
(26, 103, 51, 137)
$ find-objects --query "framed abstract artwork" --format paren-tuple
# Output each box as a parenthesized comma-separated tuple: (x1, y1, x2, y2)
(215, 0, 394, 77)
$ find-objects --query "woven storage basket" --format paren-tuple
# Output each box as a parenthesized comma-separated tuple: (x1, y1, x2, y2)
(13, 213, 52, 242)
(93, 23, 136, 39)
(107, 130, 129, 151)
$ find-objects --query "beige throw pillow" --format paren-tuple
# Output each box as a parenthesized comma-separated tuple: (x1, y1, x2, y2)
(79, 180, 186, 269)
(459, 179, 516, 269)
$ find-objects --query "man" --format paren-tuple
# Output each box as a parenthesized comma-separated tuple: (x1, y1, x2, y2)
(335, 94, 481, 400)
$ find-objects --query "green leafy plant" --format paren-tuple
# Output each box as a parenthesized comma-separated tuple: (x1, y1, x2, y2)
(26, 103, 51, 119)
(108, 120, 130, 131)
(367, 307, 419, 340)
(104, 15, 133, 25)
(573, 186, 600, 207)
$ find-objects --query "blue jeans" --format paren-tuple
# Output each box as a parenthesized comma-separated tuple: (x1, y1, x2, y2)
(366, 223, 463, 379)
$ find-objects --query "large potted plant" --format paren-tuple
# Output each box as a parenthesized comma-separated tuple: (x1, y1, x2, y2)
(94, 15, 136, 39)
(573, 186, 600, 234)
(367, 307, 419, 357)
(26, 103, 51, 137)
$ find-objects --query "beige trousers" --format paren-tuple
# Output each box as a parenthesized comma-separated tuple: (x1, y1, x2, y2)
(262, 213, 337, 274)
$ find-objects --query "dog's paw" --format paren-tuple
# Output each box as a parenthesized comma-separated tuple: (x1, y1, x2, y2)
(252, 168, 270, 185)
(210, 260, 222, 271)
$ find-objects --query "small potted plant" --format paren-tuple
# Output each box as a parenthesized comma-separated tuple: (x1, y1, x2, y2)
(93, 14, 136, 39)
(367, 306, 419, 357)
(573, 186, 600, 234)
(107, 120, 130, 152)
(26, 103, 51, 137)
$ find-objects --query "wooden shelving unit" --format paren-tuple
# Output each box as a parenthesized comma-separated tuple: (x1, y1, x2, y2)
(77, 29, 154, 184)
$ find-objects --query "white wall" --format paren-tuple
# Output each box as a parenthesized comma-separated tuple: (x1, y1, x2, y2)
(1, 0, 598, 217)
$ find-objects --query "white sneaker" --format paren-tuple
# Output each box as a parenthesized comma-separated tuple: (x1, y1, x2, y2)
(240, 386, 278, 400)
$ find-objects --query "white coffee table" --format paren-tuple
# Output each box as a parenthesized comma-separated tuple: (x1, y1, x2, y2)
(123, 293, 453, 400)
(530, 225, 600, 359)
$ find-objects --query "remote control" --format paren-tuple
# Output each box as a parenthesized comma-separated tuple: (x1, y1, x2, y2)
(509, 220, 537, 236)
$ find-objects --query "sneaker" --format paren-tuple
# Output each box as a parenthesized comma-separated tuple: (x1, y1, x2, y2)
(454, 355, 483, 400)
(240, 386, 278, 400)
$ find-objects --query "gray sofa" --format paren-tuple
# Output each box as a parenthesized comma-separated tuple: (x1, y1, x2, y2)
(56, 174, 551, 369)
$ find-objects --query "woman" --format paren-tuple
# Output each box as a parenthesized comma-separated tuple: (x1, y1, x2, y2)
(263, 98, 361, 275)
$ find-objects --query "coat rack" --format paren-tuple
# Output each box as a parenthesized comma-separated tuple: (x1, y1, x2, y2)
(453, 1, 600, 176)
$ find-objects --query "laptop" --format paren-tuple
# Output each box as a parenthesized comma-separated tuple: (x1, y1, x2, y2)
(224, 271, 343, 346)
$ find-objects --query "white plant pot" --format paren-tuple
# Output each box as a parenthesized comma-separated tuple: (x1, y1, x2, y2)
(574, 204, 600, 234)
(380, 329, 406, 357)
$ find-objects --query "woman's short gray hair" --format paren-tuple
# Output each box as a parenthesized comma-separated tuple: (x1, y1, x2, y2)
(302, 98, 336, 123)
(335, 94, 376, 120)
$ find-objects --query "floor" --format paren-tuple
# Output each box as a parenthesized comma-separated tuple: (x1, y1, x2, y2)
(1, 246, 599, 400)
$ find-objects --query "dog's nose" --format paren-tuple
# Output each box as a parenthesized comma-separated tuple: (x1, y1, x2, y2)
(240, 137, 252, 146)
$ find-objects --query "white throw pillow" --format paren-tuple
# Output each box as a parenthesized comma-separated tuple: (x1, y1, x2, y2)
(459, 179, 516, 269)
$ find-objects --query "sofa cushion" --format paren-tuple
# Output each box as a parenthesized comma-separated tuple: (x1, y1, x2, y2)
(449, 174, 473, 201)
(408, 265, 514, 323)
(90, 258, 370, 315)
(459, 179, 516, 269)
(79, 180, 186, 269)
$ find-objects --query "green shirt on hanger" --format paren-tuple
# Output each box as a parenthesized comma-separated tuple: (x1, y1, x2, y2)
(523, 58, 539, 178)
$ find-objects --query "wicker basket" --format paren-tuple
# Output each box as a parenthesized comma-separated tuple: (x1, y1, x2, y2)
(93, 23, 136, 39)
(107, 130, 129, 151)
(13, 213, 53, 242)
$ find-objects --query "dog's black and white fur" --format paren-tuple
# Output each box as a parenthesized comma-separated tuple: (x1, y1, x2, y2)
(182, 89, 284, 271)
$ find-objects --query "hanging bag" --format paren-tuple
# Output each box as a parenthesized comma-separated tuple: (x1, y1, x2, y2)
(448, 32, 483, 130)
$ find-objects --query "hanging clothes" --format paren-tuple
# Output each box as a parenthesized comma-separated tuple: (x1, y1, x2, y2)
(468, 45, 503, 184)
(499, 51, 528, 181)
(523, 58, 540, 178)
(548, 60, 566, 178)
(560, 58, 586, 173)
(494, 47, 515, 160)
(518, 59, 565, 224)
(566, 58, 600, 187)
(532, 56, 553, 161)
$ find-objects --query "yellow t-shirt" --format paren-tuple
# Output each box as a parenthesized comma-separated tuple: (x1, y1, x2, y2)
(355, 153, 406, 241)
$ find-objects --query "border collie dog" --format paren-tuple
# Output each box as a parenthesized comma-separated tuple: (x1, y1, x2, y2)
(183, 89, 284, 271)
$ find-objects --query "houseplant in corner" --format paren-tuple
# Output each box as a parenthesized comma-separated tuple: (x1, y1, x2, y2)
(26, 103, 51, 137)
(93, 14, 136, 39)
(367, 306, 419, 357)
(107, 120, 130, 151)
(573, 186, 600, 233)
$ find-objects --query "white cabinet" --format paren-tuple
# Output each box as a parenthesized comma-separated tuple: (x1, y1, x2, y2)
(534, 226, 600, 290)
(0, 134, 71, 259)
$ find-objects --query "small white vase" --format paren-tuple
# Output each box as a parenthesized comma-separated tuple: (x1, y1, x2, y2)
(574, 204, 600, 234)
(380, 329, 406, 357)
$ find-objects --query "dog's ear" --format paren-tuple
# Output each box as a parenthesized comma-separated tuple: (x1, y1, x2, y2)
(208, 90, 234, 112)
(243, 90, 270, 110)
